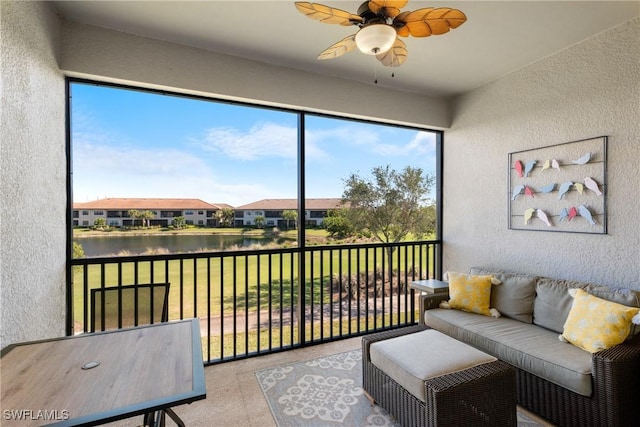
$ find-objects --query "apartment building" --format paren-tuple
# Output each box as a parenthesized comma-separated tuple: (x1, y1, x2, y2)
(73, 197, 343, 228)
(234, 198, 342, 228)
(73, 198, 232, 227)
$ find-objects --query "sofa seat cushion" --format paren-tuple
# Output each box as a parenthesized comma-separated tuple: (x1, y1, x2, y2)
(425, 309, 593, 396)
(369, 329, 497, 402)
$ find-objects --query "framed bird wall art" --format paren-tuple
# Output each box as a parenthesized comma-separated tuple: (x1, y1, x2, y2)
(508, 136, 607, 234)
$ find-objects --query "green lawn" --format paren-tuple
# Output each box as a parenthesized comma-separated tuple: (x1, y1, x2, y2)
(72, 241, 435, 334)
(203, 311, 419, 361)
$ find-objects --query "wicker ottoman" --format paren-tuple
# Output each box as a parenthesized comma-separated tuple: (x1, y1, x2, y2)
(362, 325, 516, 427)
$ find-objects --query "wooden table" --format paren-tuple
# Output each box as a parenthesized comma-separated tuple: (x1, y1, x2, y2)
(1, 319, 206, 426)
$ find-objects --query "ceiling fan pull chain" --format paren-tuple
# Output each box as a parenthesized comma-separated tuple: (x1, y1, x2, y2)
(374, 59, 378, 84)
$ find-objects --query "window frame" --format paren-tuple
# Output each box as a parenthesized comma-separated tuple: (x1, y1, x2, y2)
(65, 77, 443, 334)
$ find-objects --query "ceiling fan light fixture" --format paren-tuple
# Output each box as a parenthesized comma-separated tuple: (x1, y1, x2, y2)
(355, 24, 396, 55)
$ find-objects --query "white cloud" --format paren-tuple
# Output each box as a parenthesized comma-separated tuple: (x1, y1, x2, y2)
(71, 114, 436, 205)
(72, 136, 290, 206)
(198, 122, 331, 161)
(201, 123, 296, 160)
(305, 125, 436, 158)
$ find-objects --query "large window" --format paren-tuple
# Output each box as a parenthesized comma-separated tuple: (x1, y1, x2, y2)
(303, 114, 439, 243)
(69, 81, 441, 257)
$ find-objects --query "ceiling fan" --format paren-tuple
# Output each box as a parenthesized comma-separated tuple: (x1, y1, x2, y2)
(294, 1, 467, 67)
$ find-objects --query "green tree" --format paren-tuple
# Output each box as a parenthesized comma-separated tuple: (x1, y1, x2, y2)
(254, 215, 265, 229)
(93, 217, 107, 230)
(172, 216, 186, 229)
(282, 210, 298, 229)
(418, 204, 437, 238)
(128, 209, 141, 227)
(216, 208, 236, 227)
(323, 208, 353, 238)
(141, 210, 155, 227)
(342, 164, 435, 274)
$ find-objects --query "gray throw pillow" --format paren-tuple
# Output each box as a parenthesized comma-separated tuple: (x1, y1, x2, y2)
(470, 267, 538, 323)
(533, 279, 591, 333)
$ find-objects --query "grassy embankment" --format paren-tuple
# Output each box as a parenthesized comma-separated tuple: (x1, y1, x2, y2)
(72, 227, 433, 357)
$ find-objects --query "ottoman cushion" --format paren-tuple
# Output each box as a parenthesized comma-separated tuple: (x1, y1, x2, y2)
(370, 329, 497, 402)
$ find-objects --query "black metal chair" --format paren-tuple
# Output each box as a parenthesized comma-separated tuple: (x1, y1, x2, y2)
(90, 283, 184, 427)
(90, 283, 170, 332)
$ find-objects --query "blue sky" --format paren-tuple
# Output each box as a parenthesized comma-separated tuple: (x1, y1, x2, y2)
(71, 83, 438, 206)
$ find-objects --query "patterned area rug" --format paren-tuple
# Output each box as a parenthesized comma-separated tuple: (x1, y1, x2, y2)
(256, 349, 545, 426)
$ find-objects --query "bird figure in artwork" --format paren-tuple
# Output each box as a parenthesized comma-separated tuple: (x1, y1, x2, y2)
(574, 182, 584, 195)
(541, 160, 551, 171)
(551, 159, 561, 170)
(525, 186, 535, 198)
(536, 209, 552, 226)
(514, 160, 523, 177)
(572, 152, 591, 165)
(539, 183, 555, 193)
(524, 160, 537, 177)
(558, 181, 573, 199)
(559, 208, 569, 222)
(512, 185, 525, 200)
(584, 177, 602, 195)
(568, 207, 578, 221)
(577, 205, 596, 225)
(524, 208, 535, 225)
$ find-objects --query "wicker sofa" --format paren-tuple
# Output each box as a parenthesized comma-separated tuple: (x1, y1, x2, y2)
(417, 268, 640, 427)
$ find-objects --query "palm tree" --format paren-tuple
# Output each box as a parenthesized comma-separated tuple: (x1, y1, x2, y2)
(172, 216, 185, 229)
(222, 208, 235, 227)
(282, 210, 298, 229)
(93, 217, 107, 230)
(128, 209, 140, 227)
(141, 210, 155, 227)
(216, 208, 236, 227)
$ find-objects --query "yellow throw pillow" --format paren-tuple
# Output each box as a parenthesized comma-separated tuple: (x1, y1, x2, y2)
(445, 272, 497, 317)
(562, 288, 640, 353)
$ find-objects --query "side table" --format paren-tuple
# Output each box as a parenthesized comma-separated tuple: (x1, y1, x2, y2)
(410, 279, 449, 325)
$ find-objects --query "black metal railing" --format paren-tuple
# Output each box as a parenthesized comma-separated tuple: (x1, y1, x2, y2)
(69, 240, 441, 364)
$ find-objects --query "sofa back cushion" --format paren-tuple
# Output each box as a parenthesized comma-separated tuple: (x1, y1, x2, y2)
(470, 267, 538, 323)
(533, 278, 640, 334)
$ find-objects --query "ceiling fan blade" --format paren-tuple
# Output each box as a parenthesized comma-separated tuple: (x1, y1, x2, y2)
(376, 38, 407, 67)
(393, 7, 467, 37)
(295, 2, 363, 26)
(368, 0, 408, 18)
(318, 34, 357, 60)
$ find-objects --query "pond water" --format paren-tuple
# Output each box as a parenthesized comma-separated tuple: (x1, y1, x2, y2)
(77, 234, 275, 257)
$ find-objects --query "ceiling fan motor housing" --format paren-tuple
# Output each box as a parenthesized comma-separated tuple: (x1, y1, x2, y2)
(356, 1, 389, 26)
(357, 2, 377, 21)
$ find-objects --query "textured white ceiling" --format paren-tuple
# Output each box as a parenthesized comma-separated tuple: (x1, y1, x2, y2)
(52, 1, 640, 97)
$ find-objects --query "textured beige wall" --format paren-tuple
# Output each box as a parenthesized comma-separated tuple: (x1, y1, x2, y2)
(1, 1, 66, 347)
(58, 21, 451, 130)
(443, 18, 640, 288)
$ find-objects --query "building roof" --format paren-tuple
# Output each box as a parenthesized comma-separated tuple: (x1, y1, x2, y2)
(236, 198, 343, 211)
(73, 198, 344, 211)
(73, 198, 222, 210)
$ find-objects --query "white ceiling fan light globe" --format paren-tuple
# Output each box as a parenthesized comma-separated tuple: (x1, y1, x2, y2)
(355, 24, 396, 55)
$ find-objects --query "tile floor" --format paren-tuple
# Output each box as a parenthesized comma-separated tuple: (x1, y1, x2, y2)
(108, 335, 554, 427)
